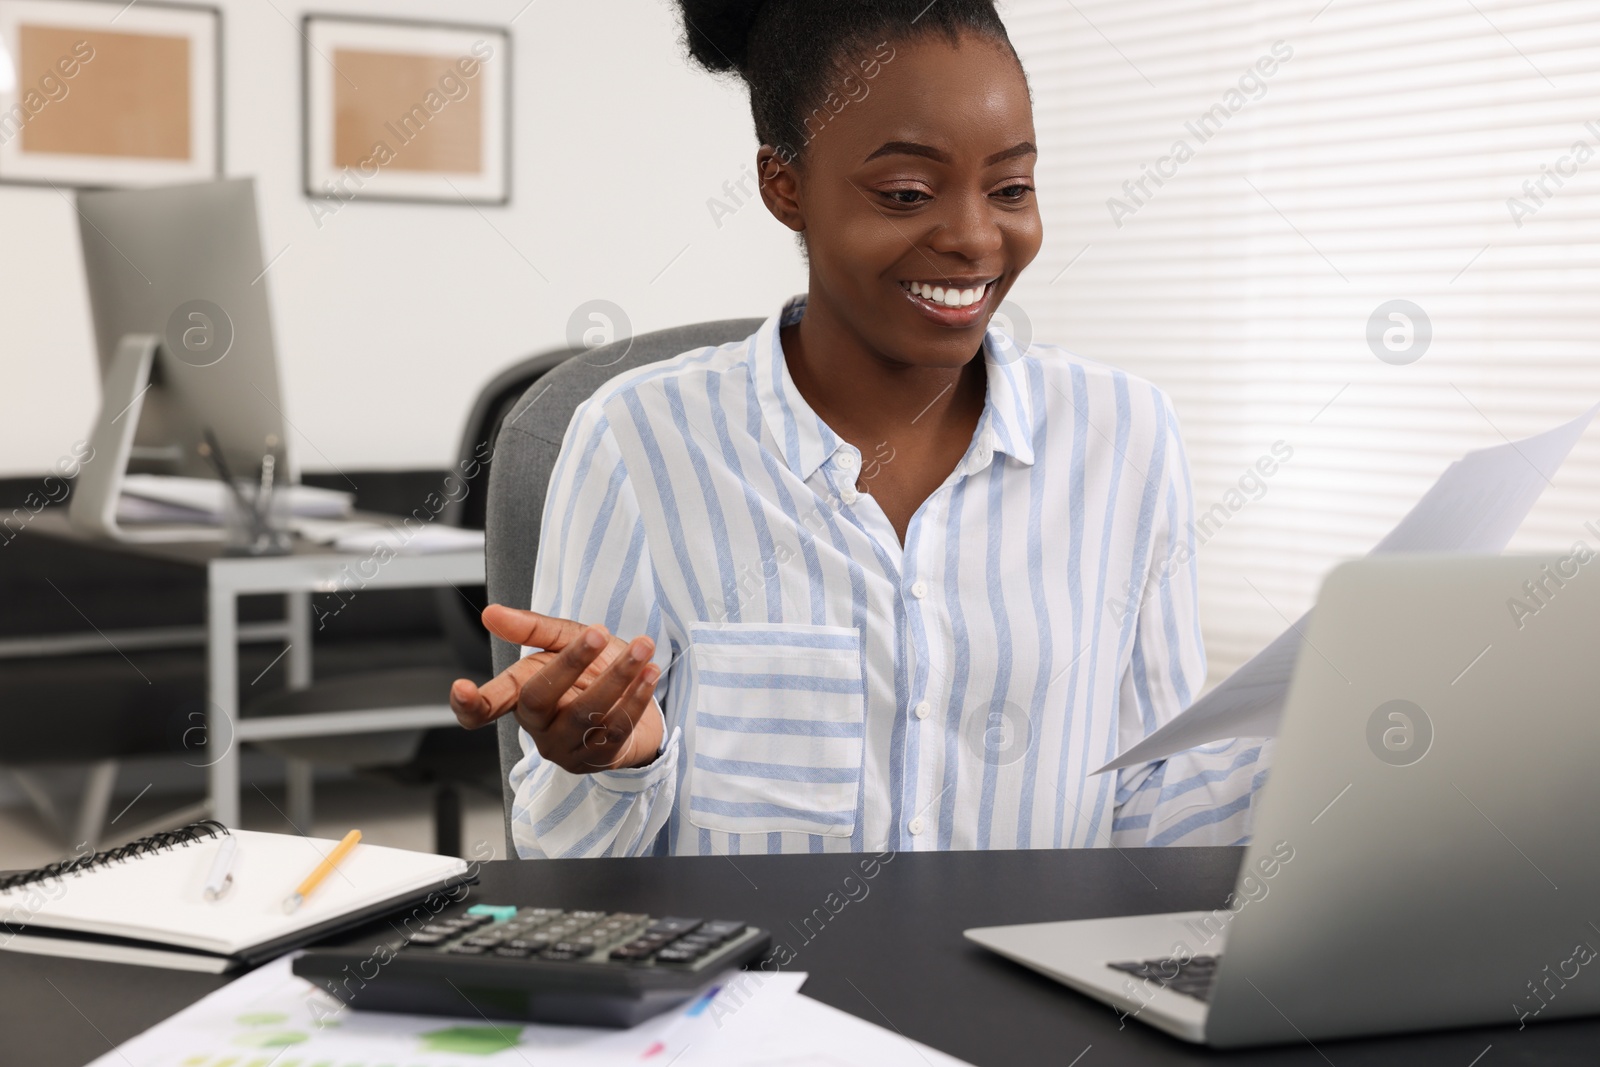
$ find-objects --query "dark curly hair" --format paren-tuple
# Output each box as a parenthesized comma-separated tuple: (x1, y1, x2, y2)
(677, 0, 1019, 163)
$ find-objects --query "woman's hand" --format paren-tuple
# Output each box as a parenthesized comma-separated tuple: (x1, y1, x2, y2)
(450, 605, 665, 773)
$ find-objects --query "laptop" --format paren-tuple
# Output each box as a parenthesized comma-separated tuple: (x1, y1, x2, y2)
(966, 553, 1600, 1047)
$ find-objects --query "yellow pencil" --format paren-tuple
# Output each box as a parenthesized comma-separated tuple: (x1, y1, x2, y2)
(282, 829, 362, 913)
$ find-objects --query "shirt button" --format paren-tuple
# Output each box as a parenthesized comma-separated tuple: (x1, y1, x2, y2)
(910, 580, 929, 599)
(914, 701, 931, 719)
(840, 487, 859, 505)
(908, 817, 925, 836)
(835, 452, 858, 470)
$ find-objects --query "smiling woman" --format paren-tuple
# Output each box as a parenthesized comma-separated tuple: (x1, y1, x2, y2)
(450, 0, 1274, 859)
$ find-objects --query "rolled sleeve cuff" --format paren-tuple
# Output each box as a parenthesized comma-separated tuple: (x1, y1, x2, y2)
(589, 725, 680, 795)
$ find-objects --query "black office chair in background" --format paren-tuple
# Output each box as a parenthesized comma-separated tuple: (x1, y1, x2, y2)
(484, 319, 763, 857)
(244, 345, 585, 857)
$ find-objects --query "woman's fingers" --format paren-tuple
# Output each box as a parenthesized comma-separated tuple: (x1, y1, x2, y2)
(463, 621, 662, 773)
(480, 605, 587, 652)
(449, 678, 490, 728)
(560, 638, 660, 769)
(515, 625, 611, 732)
(449, 651, 551, 729)
(587, 664, 664, 768)
(572, 636, 655, 730)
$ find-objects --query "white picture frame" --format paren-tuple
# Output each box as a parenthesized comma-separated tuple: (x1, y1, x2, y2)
(0, 0, 220, 188)
(303, 15, 510, 206)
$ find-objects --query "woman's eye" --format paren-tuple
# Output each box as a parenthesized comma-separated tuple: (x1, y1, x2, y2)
(994, 183, 1033, 201)
(881, 188, 931, 206)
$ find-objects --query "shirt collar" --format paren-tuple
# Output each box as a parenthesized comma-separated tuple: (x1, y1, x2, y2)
(749, 294, 1037, 484)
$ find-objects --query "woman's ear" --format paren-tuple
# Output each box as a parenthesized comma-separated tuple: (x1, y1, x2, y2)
(756, 145, 805, 234)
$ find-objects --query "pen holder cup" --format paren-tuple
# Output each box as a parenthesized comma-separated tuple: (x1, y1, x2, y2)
(223, 479, 293, 557)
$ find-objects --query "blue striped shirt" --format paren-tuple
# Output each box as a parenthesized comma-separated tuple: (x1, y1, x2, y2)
(509, 296, 1271, 858)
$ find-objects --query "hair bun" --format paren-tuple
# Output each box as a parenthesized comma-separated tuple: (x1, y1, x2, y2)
(678, 0, 766, 75)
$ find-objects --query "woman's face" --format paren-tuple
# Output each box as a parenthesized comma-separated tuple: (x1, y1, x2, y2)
(766, 31, 1043, 369)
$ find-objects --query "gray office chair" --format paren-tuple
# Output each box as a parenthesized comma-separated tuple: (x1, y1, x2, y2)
(486, 318, 764, 857)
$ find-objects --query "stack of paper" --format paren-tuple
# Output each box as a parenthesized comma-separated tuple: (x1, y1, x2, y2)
(90, 954, 973, 1066)
(290, 517, 485, 555)
(1097, 403, 1598, 773)
(117, 474, 354, 525)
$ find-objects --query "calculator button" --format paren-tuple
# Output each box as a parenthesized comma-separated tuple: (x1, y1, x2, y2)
(493, 945, 534, 958)
(654, 947, 700, 964)
(507, 937, 551, 951)
(405, 933, 446, 947)
(608, 946, 653, 961)
(419, 924, 458, 937)
(675, 936, 718, 953)
(645, 918, 702, 937)
(540, 946, 585, 961)
(699, 921, 744, 941)
(462, 936, 505, 948)
(445, 943, 487, 955)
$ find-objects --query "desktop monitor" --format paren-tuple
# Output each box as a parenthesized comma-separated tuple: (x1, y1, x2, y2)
(69, 178, 295, 540)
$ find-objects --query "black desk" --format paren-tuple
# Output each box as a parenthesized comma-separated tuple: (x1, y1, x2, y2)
(8, 848, 1596, 1067)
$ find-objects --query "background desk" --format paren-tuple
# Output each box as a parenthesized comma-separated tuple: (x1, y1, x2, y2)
(8, 846, 1597, 1067)
(26, 511, 484, 829)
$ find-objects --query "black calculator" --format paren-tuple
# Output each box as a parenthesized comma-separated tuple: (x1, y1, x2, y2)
(293, 902, 772, 1028)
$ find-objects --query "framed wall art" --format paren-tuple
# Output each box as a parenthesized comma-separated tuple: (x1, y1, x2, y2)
(303, 15, 510, 207)
(0, 0, 220, 187)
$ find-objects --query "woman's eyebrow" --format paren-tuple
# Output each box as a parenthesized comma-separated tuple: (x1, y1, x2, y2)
(984, 141, 1037, 165)
(861, 140, 1038, 165)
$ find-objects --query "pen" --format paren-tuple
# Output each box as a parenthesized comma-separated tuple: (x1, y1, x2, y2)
(282, 829, 361, 914)
(256, 450, 275, 530)
(202, 834, 238, 902)
(641, 983, 722, 1059)
(197, 428, 255, 518)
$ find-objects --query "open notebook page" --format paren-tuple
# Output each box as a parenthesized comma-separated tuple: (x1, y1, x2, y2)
(0, 830, 467, 956)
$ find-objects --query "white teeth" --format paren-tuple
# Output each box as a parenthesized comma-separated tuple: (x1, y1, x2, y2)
(902, 281, 990, 308)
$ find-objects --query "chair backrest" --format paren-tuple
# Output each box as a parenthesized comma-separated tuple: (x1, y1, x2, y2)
(487, 318, 765, 856)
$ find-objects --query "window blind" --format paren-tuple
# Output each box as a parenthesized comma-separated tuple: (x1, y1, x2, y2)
(1001, 0, 1600, 684)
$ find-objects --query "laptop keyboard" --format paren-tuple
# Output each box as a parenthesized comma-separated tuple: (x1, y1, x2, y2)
(1107, 954, 1221, 1002)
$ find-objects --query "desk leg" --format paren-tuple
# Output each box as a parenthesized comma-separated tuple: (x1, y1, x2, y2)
(283, 591, 315, 831)
(208, 583, 241, 828)
(286, 591, 312, 689)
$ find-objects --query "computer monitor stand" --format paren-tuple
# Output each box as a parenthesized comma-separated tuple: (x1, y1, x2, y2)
(69, 333, 225, 543)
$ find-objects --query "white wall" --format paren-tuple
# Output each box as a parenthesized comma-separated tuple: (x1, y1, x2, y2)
(0, 0, 806, 477)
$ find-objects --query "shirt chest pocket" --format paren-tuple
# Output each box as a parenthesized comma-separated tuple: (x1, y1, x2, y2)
(684, 622, 865, 839)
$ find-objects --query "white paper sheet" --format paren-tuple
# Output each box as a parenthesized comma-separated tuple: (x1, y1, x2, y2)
(88, 953, 809, 1067)
(1096, 402, 1599, 774)
(700, 988, 977, 1066)
(290, 516, 485, 555)
(87, 950, 972, 1067)
(119, 474, 353, 521)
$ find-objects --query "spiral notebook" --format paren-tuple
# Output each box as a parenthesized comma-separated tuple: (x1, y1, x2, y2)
(0, 822, 472, 973)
